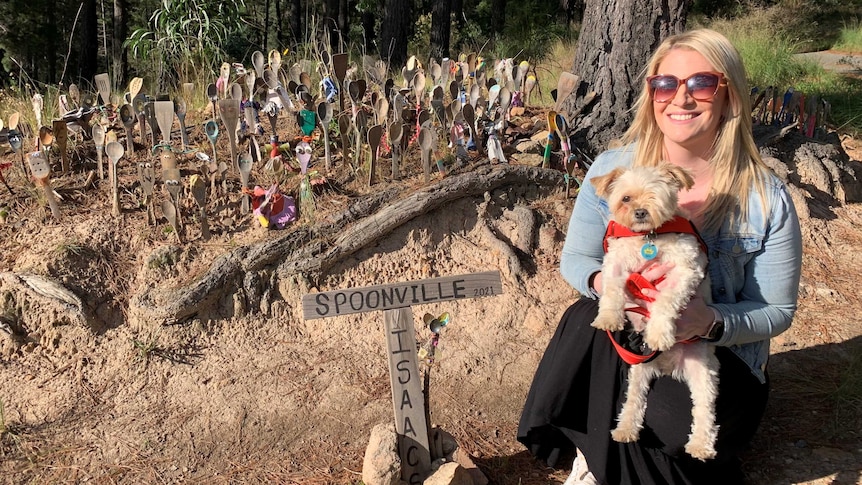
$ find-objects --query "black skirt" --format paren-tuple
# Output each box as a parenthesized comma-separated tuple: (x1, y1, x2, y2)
(517, 297, 769, 485)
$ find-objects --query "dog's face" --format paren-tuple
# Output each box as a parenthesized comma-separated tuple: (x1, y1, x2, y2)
(591, 163, 694, 232)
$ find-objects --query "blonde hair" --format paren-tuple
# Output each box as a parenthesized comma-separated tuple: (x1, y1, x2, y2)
(620, 28, 768, 234)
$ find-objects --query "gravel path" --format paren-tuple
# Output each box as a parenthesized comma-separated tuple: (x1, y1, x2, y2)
(795, 50, 862, 76)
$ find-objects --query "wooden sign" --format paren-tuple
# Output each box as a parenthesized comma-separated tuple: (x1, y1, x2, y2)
(303, 271, 502, 320)
(301, 271, 502, 483)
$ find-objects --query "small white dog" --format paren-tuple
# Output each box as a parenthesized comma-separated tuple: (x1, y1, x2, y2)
(590, 162, 720, 461)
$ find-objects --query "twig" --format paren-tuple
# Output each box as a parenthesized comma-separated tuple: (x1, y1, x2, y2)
(60, 2, 86, 85)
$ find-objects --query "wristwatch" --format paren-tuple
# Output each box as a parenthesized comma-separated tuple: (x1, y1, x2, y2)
(701, 309, 725, 342)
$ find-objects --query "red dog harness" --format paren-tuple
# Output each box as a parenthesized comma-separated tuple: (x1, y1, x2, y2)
(602, 216, 707, 364)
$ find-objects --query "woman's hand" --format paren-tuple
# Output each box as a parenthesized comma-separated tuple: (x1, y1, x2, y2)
(630, 262, 714, 341)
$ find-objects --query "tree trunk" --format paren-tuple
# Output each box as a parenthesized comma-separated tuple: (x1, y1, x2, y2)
(490, 0, 506, 37)
(430, 0, 451, 61)
(78, 0, 99, 82)
(361, 7, 376, 55)
(111, 0, 127, 87)
(289, 0, 303, 50)
(379, 0, 409, 67)
(565, 0, 689, 154)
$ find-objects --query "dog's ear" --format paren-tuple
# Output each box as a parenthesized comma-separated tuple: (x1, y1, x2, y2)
(591, 167, 625, 198)
(661, 163, 695, 191)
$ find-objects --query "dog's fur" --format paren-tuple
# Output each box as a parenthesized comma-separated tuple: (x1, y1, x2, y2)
(591, 163, 720, 461)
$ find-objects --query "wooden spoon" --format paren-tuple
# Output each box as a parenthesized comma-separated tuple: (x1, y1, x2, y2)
(160, 199, 181, 242)
(174, 97, 190, 150)
(129, 77, 143, 105)
(105, 141, 125, 216)
(317, 101, 333, 170)
(418, 126, 433, 183)
(238, 152, 252, 214)
(153, 100, 175, 145)
(52, 120, 69, 174)
(206, 83, 218, 122)
(28, 151, 61, 218)
(92, 123, 106, 179)
(119, 104, 136, 154)
(367, 124, 382, 186)
(252, 51, 266, 78)
(389, 121, 403, 180)
(137, 160, 156, 224)
(268, 49, 282, 73)
(190, 174, 209, 240)
(219, 99, 241, 173)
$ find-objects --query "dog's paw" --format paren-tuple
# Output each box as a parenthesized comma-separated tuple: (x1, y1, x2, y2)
(610, 425, 640, 443)
(643, 325, 677, 351)
(685, 438, 717, 461)
(592, 311, 625, 331)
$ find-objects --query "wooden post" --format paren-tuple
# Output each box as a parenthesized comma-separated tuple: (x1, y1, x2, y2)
(301, 271, 503, 482)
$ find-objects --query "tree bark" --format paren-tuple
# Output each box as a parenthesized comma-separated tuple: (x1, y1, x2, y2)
(111, 0, 127, 87)
(430, 0, 452, 61)
(78, 0, 99, 82)
(379, 0, 410, 67)
(565, 0, 689, 154)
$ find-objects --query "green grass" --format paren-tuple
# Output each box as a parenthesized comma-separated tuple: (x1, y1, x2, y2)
(707, 12, 862, 136)
(834, 20, 862, 52)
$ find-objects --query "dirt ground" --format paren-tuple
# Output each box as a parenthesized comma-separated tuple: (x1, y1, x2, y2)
(0, 102, 861, 485)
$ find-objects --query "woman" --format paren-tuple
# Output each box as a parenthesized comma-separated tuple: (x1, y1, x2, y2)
(517, 29, 802, 485)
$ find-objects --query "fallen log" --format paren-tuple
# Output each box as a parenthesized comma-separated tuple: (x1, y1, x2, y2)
(131, 164, 563, 324)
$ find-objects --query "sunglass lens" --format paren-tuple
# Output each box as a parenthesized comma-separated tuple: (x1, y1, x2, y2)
(649, 76, 680, 102)
(688, 74, 719, 99)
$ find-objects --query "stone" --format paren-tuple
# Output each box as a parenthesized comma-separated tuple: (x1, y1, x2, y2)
(423, 462, 474, 485)
(362, 423, 403, 485)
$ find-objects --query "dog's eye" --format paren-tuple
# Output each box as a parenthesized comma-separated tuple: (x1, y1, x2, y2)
(622, 195, 631, 203)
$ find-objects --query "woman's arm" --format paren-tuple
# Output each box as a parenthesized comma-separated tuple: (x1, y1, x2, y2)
(710, 183, 803, 346)
(560, 149, 632, 296)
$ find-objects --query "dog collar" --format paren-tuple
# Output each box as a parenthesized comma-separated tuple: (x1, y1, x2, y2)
(602, 216, 707, 255)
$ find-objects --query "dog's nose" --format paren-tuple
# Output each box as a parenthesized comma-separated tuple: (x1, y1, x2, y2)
(634, 208, 648, 220)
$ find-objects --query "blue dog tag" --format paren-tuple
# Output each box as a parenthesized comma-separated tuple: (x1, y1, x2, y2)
(641, 242, 658, 260)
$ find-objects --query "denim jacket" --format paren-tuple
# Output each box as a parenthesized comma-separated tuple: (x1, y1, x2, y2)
(561, 144, 803, 383)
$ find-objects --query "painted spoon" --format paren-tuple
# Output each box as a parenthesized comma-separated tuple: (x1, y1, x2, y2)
(204, 120, 219, 166)
(28, 151, 61, 218)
